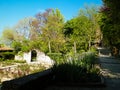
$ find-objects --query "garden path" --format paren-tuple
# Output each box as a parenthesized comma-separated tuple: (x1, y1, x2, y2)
(98, 47, 120, 90)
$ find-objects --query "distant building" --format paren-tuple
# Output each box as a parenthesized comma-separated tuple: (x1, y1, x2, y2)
(0, 46, 14, 60)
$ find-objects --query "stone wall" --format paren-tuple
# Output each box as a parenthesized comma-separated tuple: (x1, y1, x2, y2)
(1, 69, 53, 90)
(36, 51, 54, 68)
(23, 52, 31, 63)
(0, 65, 19, 83)
(15, 50, 54, 66)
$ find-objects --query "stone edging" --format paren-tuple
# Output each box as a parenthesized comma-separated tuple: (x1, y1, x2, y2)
(1, 68, 106, 90)
(1, 69, 52, 90)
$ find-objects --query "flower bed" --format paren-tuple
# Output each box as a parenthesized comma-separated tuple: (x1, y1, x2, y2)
(0, 63, 46, 83)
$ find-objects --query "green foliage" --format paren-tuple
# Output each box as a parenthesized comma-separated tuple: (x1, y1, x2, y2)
(100, 0, 120, 48)
(0, 51, 15, 60)
(30, 64, 46, 74)
(17, 64, 46, 74)
(41, 8, 65, 53)
(90, 46, 98, 55)
(21, 45, 30, 52)
(66, 52, 96, 70)
(0, 60, 26, 66)
(0, 44, 5, 47)
(9, 8, 65, 53)
(12, 40, 31, 53)
(80, 52, 96, 70)
(12, 41, 22, 53)
(64, 5, 100, 53)
(1, 27, 15, 46)
(1, 6, 101, 56)
(0, 58, 4, 61)
(47, 53, 64, 64)
(52, 52, 100, 83)
(52, 63, 88, 82)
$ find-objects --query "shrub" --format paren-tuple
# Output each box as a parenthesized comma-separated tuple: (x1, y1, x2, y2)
(0, 58, 4, 61)
(47, 53, 65, 64)
(0, 51, 15, 60)
(80, 52, 96, 70)
(52, 61, 100, 83)
(65, 52, 96, 70)
(51, 51, 100, 83)
(90, 46, 99, 55)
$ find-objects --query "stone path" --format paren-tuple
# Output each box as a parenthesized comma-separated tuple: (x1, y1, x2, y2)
(98, 47, 120, 90)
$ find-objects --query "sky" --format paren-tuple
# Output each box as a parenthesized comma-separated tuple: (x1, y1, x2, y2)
(0, 0, 103, 35)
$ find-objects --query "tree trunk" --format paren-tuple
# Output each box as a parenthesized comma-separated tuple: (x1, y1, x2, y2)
(48, 41, 51, 53)
(88, 40, 91, 50)
(88, 37, 91, 50)
(74, 41, 77, 54)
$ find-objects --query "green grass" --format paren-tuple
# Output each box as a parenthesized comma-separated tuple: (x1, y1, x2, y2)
(0, 60, 26, 67)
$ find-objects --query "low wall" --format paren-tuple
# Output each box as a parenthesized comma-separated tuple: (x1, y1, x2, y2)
(1, 68, 105, 90)
(0, 65, 18, 83)
(1, 69, 53, 90)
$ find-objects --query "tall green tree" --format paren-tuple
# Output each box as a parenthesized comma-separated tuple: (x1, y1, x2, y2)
(36, 8, 65, 53)
(1, 27, 15, 46)
(100, 0, 120, 50)
(64, 5, 100, 54)
(80, 5, 101, 50)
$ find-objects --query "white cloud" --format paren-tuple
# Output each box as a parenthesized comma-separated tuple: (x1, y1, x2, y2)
(36, 9, 45, 13)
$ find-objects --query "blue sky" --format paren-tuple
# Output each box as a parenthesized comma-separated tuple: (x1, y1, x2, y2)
(0, 0, 102, 35)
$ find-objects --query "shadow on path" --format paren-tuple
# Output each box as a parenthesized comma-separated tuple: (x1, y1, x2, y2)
(98, 47, 120, 90)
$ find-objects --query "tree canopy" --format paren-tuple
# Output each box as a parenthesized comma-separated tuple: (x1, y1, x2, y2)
(64, 6, 100, 53)
(100, 0, 120, 49)
(1, 6, 101, 55)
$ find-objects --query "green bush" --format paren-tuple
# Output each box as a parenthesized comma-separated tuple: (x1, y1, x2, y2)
(52, 60, 100, 83)
(0, 51, 15, 60)
(52, 63, 87, 82)
(0, 58, 4, 61)
(90, 46, 98, 55)
(80, 52, 96, 70)
(47, 53, 65, 64)
(51, 51, 100, 83)
(65, 52, 96, 70)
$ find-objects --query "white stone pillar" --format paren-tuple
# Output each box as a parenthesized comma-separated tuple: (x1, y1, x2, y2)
(23, 51, 31, 63)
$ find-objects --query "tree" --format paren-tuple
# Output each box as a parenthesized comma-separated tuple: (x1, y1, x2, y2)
(100, 0, 120, 55)
(1, 27, 15, 46)
(14, 17, 37, 41)
(64, 5, 100, 54)
(12, 17, 41, 52)
(36, 8, 65, 53)
(79, 5, 101, 50)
